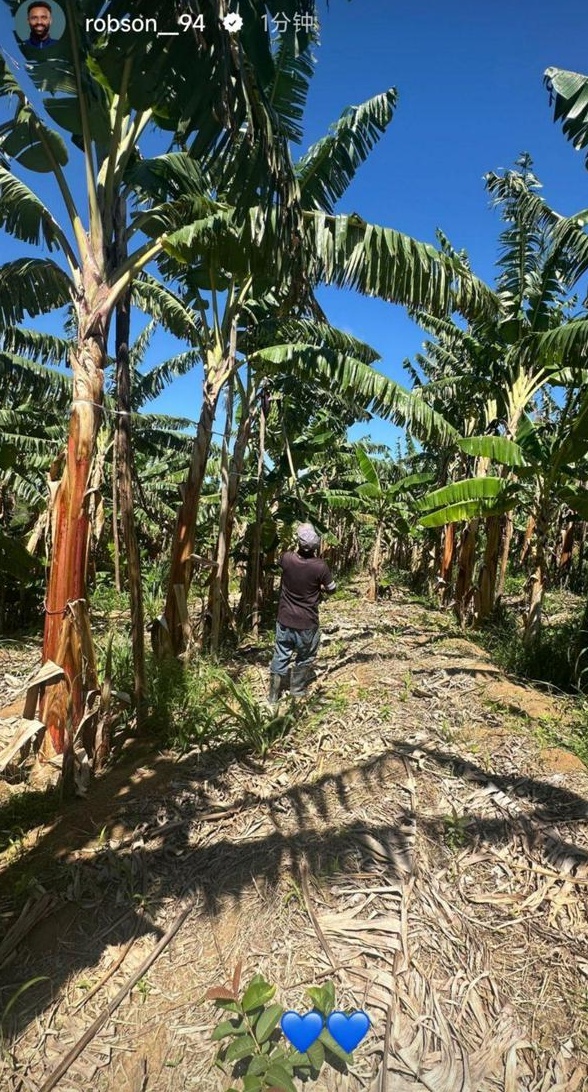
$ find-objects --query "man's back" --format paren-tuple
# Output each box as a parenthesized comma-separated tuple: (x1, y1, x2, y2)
(277, 551, 334, 629)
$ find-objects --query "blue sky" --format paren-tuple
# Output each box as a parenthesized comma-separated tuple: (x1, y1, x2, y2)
(1, 0, 588, 451)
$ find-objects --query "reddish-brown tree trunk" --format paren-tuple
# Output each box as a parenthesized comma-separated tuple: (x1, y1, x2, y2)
(40, 335, 104, 760)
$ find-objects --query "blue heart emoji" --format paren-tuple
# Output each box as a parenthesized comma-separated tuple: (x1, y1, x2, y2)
(281, 1010, 323, 1052)
(326, 1010, 370, 1053)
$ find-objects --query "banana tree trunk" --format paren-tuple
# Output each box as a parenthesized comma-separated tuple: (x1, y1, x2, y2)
(163, 376, 221, 655)
(557, 518, 574, 577)
(115, 290, 147, 729)
(209, 377, 235, 653)
(410, 539, 420, 575)
(367, 523, 383, 602)
(209, 384, 252, 652)
(577, 521, 587, 583)
(439, 522, 456, 603)
(520, 515, 536, 565)
(111, 430, 122, 595)
(454, 518, 479, 626)
(496, 511, 514, 599)
(523, 506, 549, 645)
(251, 397, 267, 638)
(40, 333, 104, 761)
(477, 514, 501, 623)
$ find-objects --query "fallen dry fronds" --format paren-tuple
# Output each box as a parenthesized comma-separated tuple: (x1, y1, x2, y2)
(2, 580, 588, 1090)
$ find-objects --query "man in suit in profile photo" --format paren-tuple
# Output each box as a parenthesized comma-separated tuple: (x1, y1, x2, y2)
(26, 1, 56, 48)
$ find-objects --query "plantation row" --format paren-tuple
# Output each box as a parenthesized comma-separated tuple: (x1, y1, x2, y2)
(1, 1, 588, 786)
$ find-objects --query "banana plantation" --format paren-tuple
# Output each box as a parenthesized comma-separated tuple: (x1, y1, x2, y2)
(2, 2, 588, 1090)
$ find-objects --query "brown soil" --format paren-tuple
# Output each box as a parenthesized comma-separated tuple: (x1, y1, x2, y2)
(1, 583, 587, 1091)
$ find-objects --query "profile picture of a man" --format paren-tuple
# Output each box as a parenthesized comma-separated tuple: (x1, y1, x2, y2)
(26, 1, 56, 48)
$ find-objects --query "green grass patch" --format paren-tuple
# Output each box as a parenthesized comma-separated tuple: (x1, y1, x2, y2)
(146, 655, 232, 751)
(146, 654, 298, 759)
(533, 705, 588, 767)
(475, 607, 582, 694)
(0, 785, 62, 856)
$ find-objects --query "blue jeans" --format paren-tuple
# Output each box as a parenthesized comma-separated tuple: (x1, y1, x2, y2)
(270, 622, 320, 676)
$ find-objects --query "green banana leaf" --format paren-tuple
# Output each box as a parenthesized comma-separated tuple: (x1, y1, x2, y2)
(457, 435, 527, 467)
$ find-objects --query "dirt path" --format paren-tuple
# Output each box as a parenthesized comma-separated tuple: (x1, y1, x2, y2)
(1, 581, 587, 1091)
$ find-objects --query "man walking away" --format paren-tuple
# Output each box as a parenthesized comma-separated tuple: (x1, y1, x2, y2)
(269, 523, 336, 705)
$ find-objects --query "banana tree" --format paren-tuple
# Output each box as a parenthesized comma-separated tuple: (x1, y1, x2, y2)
(321, 445, 432, 601)
(145, 72, 405, 652)
(145, 44, 494, 652)
(418, 403, 588, 642)
(233, 358, 374, 631)
(407, 157, 588, 617)
(0, 0, 316, 760)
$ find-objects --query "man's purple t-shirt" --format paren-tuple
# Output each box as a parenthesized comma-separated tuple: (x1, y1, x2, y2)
(277, 552, 335, 630)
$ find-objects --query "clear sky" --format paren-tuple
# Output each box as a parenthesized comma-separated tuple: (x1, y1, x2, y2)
(1, 0, 588, 450)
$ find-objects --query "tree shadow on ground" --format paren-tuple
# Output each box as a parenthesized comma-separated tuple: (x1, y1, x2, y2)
(1, 728, 587, 1046)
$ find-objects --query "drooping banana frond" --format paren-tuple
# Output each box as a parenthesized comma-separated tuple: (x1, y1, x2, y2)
(0, 407, 65, 454)
(133, 413, 197, 441)
(321, 490, 365, 512)
(0, 258, 73, 325)
(0, 327, 70, 367)
(356, 445, 380, 490)
(387, 471, 435, 496)
(417, 476, 516, 527)
(550, 383, 588, 471)
(129, 320, 156, 370)
(0, 58, 69, 175)
(131, 193, 226, 241)
(159, 207, 243, 268)
(545, 67, 588, 168)
(251, 342, 458, 446)
(0, 169, 71, 255)
(535, 315, 588, 366)
(268, 36, 316, 145)
(297, 90, 398, 213)
(240, 316, 380, 365)
(457, 435, 527, 467)
(131, 274, 201, 344)
(133, 349, 201, 407)
(127, 152, 206, 205)
(0, 351, 72, 406)
(409, 310, 481, 353)
(305, 211, 498, 321)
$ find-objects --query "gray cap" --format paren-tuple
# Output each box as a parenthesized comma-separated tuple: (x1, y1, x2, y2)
(297, 522, 320, 550)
